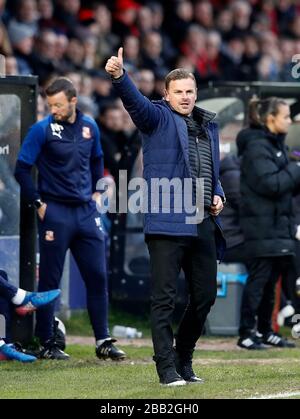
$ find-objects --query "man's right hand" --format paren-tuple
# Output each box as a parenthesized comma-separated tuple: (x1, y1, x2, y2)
(37, 203, 47, 221)
(105, 47, 124, 79)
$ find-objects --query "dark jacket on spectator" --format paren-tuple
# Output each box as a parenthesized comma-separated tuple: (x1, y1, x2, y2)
(237, 126, 300, 258)
(219, 154, 244, 249)
(100, 127, 141, 181)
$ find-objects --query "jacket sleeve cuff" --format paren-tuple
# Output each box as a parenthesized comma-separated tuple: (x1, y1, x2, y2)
(111, 70, 126, 84)
(215, 181, 226, 203)
(287, 162, 300, 185)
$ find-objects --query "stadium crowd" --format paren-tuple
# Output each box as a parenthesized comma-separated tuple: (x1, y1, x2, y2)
(1, 0, 300, 121)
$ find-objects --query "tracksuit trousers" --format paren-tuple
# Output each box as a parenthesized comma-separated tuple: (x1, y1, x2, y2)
(36, 199, 109, 344)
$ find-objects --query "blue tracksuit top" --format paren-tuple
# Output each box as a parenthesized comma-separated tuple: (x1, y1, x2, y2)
(17, 110, 103, 203)
(112, 72, 226, 259)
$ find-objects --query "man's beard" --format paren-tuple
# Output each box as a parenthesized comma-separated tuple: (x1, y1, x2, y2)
(54, 106, 74, 122)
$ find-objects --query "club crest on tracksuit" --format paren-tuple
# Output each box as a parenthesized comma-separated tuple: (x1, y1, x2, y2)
(45, 230, 55, 241)
(82, 126, 91, 139)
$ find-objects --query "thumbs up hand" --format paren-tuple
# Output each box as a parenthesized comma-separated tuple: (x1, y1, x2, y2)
(105, 47, 124, 79)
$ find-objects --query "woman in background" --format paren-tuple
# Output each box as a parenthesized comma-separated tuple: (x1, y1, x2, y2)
(237, 97, 300, 349)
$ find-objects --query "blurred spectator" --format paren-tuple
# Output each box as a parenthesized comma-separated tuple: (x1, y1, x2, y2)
(165, 0, 194, 46)
(53, 0, 81, 37)
(205, 30, 222, 81)
(219, 155, 247, 264)
(180, 24, 208, 80)
(54, 33, 69, 70)
(194, 0, 215, 30)
(112, 0, 141, 39)
(137, 5, 154, 35)
(140, 30, 169, 74)
(82, 34, 97, 69)
(216, 9, 234, 41)
(277, 0, 296, 34)
(37, 91, 47, 120)
(239, 34, 260, 81)
(136, 68, 155, 99)
(279, 37, 296, 82)
(285, 15, 300, 40)
(29, 29, 58, 84)
(64, 36, 86, 71)
(219, 35, 244, 81)
(5, 55, 18, 75)
(99, 103, 138, 180)
(64, 70, 82, 92)
(0, 21, 12, 55)
(229, 0, 252, 39)
(257, 54, 279, 81)
(152, 68, 166, 100)
(8, 23, 35, 75)
(259, 0, 278, 34)
(123, 34, 140, 73)
(90, 69, 115, 111)
(100, 102, 141, 183)
(148, 1, 178, 64)
(7, 0, 39, 37)
(37, 0, 55, 30)
(77, 95, 98, 119)
(90, 3, 119, 68)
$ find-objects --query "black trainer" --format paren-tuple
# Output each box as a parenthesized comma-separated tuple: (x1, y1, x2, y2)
(237, 335, 268, 350)
(39, 339, 70, 360)
(262, 332, 296, 348)
(175, 350, 204, 384)
(96, 338, 126, 361)
(159, 369, 186, 387)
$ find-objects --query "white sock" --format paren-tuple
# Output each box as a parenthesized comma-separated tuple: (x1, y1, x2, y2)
(11, 289, 27, 305)
(0, 339, 5, 347)
(96, 338, 111, 347)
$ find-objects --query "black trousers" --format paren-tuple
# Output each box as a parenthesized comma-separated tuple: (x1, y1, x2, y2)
(222, 243, 248, 264)
(239, 255, 295, 337)
(146, 217, 217, 376)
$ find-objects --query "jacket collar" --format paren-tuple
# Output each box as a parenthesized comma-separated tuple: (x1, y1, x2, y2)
(263, 126, 286, 148)
(192, 105, 216, 125)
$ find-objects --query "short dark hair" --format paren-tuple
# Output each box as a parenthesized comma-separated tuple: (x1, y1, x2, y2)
(165, 68, 196, 90)
(45, 77, 77, 101)
(248, 97, 288, 127)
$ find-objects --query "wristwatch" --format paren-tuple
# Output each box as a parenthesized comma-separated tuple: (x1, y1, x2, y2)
(33, 199, 44, 209)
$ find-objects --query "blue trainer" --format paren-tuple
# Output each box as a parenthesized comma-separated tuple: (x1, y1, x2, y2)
(0, 344, 37, 362)
(15, 289, 61, 316)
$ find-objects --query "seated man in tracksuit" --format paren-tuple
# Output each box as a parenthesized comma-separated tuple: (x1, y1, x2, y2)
(15, 77, 126, 361)
(0, 269, 60, 362)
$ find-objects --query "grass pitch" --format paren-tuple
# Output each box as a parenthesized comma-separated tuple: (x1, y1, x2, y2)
(1, 343, 300, 399)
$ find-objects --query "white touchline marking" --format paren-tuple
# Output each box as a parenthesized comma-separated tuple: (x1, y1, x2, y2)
(249, 391, 300, 399)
